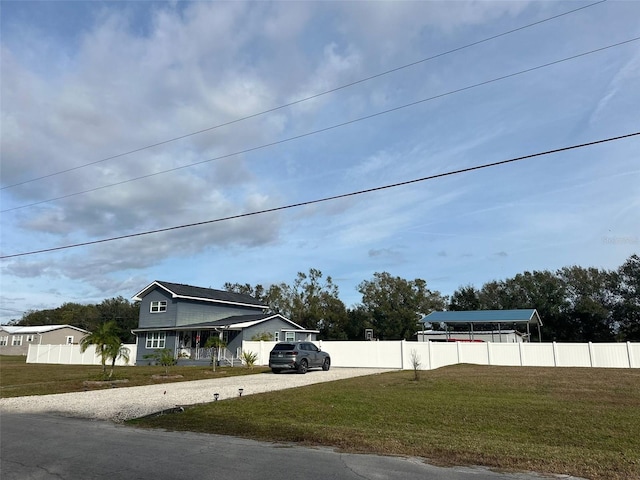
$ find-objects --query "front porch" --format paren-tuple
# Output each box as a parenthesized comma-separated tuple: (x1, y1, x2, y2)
(177, 346, 243, 367)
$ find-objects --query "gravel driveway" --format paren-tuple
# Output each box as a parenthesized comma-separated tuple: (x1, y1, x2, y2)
(0, 368, 391, 422)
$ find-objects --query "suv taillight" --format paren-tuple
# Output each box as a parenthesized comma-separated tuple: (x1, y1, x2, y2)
(290, 351, 298, 355)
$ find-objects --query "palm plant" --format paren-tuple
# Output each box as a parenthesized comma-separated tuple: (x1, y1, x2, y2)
(204, 336, 227, 372)
(80, 321, 122, 378)
(105, 342, 130, 379)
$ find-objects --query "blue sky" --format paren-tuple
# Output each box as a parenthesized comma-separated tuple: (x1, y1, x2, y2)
(1, 0, 639, 323)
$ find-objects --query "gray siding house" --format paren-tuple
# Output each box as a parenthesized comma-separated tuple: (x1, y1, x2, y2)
(132, 281, 318, 365)
(0, 325, 89, 356)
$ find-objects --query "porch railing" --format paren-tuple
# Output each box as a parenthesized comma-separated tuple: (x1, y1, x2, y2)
(177, 347, 242, 366)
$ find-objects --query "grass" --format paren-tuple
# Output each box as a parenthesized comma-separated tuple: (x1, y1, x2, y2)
(2, 356, 638, 479)
(0, 355, 269, 397)
(129, 365, 640, 480)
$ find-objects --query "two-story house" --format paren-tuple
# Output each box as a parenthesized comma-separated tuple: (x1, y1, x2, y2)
(132, 281, 318, 365)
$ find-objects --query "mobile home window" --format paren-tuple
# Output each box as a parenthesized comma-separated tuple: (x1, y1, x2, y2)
(274, 331, 280, 342)
(150, 301, 167, 313)
(12, 335, 23, 346)
(0, 336, 8, 346)
(26, 335, 35, 342)
(146, 332, 166, 349)
(66, 336, 74, 345)
(285, 331, 295, 342)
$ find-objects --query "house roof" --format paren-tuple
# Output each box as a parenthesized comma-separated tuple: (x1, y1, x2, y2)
(0, 324, 89, 334)
(422, 309, 542, 326)
(132, 280, 267, 309)
(132, 313, 309, 333)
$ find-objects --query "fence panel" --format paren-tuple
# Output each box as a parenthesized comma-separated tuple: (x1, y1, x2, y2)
(555, 343, 592, 367)
(26, 344, 137, 366)
(630, 343, 640, 368)
(458, 343, 490, 366)
(488, 343, 522, 366)
(521, 343, 556, 366)
(429, 343, 460, 369)
(590, 343, 630, 368)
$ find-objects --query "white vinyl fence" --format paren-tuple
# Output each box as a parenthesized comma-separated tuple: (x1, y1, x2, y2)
(243, 340, 640, 370)
(26, 343, 137, 366)
(26, 341, 639, 370)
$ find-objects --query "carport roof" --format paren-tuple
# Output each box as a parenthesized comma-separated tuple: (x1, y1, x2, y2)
(422, 309, 542, 326)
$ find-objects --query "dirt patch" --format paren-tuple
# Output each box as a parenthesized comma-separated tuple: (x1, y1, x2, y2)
(151, 374, 184, 380)
(83, 379, 130, 387)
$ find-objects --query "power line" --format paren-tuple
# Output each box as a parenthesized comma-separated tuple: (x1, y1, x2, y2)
(1, 131, 637, 260)
(0, 0, 607, 191)
(4, 34, 638, 214)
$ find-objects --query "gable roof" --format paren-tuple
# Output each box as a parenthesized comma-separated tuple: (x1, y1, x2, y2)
(422, 309, 542, 326)
(132, 280, 267, 309)
(0, 324, 90, 334)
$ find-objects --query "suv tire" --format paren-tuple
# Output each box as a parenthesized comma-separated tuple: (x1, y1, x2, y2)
(322, 358, 331, 371)
(297, 359, 308, 374)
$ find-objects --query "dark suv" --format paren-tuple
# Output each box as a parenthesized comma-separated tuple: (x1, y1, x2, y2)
(269, 342, 330, 374)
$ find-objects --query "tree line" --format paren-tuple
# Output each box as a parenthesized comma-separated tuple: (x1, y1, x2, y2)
(12, 296, 140, 344)
(10, 254, 639, 343)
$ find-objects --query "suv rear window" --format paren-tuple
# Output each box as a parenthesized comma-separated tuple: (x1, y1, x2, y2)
(272, 343, 296, 351)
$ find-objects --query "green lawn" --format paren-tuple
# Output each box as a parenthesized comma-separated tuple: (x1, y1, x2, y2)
(2, 356, 638, 479)
(130, 365, 640, 480)
(0, 355, 268, 397)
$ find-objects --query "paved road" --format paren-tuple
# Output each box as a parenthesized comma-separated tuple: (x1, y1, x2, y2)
(1, 413, 579, 480)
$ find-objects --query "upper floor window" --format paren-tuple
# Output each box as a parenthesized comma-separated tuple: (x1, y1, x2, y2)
(150, 301, 167, 313)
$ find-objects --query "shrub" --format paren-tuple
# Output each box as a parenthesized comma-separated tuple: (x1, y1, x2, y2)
(240, 350, 258, 369)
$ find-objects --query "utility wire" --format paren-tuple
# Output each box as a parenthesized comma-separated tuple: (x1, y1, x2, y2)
(0, 0, 607, 191)
(1, 131, 637, 260)
(3, 34, 638, 214)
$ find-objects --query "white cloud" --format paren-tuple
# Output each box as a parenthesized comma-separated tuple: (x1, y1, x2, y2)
(2, 0, 639, 322)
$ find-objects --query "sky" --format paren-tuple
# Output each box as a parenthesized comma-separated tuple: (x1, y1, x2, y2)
(1, 0, 639, 324)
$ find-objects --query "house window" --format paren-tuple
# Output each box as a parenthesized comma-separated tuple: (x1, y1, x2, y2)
(274, 332, 280, 342)
(66, 336, 74, 345)
(285, 331, 295, 342)
(0, 336, 8, 346)
(26, 335, 35, 342)
(12, 335, 23, 346)
(150, 301, 167, 313)
(146, 332, 166, 349)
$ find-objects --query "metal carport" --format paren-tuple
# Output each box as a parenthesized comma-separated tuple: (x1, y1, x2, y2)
(420, 309, 543, 342)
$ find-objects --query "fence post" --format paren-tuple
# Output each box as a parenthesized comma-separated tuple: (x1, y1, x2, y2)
(552, 342, 558, 367)
(400, 340, 405, 370)
(486, 342, 492, 366)
(588, 342, 595, 367)
(456, 341, 461, 365)
(518, 341, 524, 366)
(427, 340, 432, 370)
(627, 342, 634, 368)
